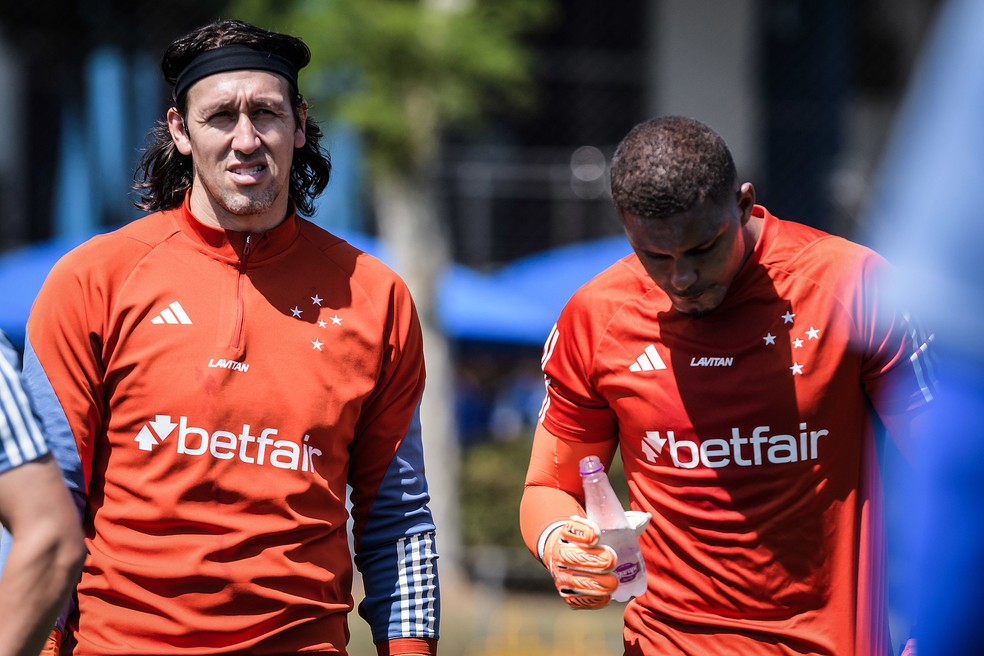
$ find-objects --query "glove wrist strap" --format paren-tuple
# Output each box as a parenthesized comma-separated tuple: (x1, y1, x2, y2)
(537, 520, 568, 563)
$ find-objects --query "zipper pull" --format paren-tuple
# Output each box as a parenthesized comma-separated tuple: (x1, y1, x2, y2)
(240, 234, 253, 271)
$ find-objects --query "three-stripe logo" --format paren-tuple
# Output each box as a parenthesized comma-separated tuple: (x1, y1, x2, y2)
(629, 344, 666, 372)
(151, 301, 193, 325)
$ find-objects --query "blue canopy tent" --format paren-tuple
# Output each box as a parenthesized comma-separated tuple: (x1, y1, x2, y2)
(438, 235, 631, 345)
(0, 234, 102, 348)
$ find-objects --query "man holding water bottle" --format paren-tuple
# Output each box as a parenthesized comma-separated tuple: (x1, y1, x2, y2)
(519, 116, 935, 655)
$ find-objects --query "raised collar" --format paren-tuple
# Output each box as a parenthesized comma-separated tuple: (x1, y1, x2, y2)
(168, 193, 301, 263)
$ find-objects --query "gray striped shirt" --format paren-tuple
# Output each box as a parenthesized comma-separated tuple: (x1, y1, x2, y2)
(0, 333, 48, 473)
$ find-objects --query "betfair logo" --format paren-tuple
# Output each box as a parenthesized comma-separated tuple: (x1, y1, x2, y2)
(642, 424, 829, 469)
(133, 415, 322, 473)
(134, 415, 177, 450)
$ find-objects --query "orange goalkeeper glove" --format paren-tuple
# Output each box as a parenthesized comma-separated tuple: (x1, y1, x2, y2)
(543, 512, 650, 610)
(543, 516, 619, 610)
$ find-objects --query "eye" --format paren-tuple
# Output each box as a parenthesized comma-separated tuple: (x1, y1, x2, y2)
(690, 239, 719, 256)
(206, 110, 235, 124)
(643, 252, 671, 263)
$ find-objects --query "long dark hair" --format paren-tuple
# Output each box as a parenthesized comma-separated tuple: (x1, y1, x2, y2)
(133, 19, 331, 217)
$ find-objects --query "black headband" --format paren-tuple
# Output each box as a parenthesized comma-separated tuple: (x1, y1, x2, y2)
(174, 45, 299, 100)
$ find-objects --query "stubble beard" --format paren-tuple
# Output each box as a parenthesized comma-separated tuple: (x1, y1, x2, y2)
(197, 165, 283, 220)
(218, 188, 278, 217)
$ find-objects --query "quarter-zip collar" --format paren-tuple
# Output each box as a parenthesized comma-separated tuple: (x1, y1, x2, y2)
(169, 192, 301, 265)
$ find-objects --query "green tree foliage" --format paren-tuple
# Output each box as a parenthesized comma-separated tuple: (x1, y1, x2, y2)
(232, 0, 553, 175)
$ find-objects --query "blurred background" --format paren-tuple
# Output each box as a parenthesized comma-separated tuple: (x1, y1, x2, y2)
(0, 0, 955, 653)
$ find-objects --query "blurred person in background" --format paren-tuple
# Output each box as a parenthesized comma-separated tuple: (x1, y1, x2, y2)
(520, 116, 934, 655)
(0, 330, 84, 656)
(867, 0, 984, 652)
(15, 19, 439, 655)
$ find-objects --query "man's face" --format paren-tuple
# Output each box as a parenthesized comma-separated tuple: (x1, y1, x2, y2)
(167, 69, 306, 230)
(620, 190, 754, 318)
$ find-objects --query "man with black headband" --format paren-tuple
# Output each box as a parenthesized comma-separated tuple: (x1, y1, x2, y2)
(21, 19, 440, 655)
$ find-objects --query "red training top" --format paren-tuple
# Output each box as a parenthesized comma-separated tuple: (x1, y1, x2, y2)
(525, 206, 935, 655)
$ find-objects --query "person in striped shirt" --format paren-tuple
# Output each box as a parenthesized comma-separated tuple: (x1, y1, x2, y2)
(0, 331, 84, 656)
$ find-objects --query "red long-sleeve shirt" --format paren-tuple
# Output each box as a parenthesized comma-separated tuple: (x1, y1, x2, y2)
(24, 198, 439, 654)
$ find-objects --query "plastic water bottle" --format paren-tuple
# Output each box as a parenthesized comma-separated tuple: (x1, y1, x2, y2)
(579, 455, 647, 602)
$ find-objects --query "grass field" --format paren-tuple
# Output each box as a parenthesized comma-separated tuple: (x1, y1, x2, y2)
(346, 577, 626, 656)
(345, 575, 915, 656)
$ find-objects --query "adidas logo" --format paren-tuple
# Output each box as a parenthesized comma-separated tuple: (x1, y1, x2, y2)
(151, 301, 193, 325)
(629, 344, 666, 372)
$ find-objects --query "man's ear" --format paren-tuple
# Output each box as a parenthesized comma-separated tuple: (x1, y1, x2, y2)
(167, 108, 193, 156)
(294, 100, 308, 149)
(737, 182, 756, 225)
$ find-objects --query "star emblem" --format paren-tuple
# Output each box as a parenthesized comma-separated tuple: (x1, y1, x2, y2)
(318, 319, 327, 328)
(763, 333, 776, 345)
(790, 362, 804, 375)
(782, 311, 795, 324)
(806, 327, 820, 340)
(312, 338, 324, 351)
(291, 307, 303, 318)
(792, 338, 804, 348)
(311, 294, 323, 306)
(330, 315, 343, 325)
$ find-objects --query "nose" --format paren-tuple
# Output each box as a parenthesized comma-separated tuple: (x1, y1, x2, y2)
(231, 114, 261, 153)
(669, 260, 698, 293)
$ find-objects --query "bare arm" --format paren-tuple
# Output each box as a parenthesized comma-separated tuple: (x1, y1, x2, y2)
(520, 422, 618, 560)
(0, 455, 84, 656)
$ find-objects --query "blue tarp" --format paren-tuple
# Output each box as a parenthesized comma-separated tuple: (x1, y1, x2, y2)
(0, 234, 99, 348)
(438, 236, 631, 344)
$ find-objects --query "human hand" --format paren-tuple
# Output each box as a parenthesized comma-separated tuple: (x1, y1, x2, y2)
(900, 638, 916, 656)
(543, 516, 619, 610)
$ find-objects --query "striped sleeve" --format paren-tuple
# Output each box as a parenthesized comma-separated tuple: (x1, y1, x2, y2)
(0, 333, 48, 472)
(354, 405, 440, 644)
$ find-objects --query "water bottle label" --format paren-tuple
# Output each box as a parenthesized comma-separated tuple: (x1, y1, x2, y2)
(615, 560, 640, 583)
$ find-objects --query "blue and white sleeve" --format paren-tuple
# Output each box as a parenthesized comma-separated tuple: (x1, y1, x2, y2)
(353, 406, 440, 644)
(0, 332, 49, 474)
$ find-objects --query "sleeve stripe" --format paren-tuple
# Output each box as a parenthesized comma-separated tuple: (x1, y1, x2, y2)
(538, 324, 559, 423)
(0, 351, 46, 468)
(396, 532, 437, 636)
(541, 323, 560, 368)
(906, 314, 938, 404)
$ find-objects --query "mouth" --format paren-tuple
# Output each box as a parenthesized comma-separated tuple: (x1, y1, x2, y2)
(228, 163, 268, 183)
(671, 289, 705, 301)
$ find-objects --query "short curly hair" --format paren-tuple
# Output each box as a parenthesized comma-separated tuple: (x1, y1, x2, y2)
(610, 116, 737, 219)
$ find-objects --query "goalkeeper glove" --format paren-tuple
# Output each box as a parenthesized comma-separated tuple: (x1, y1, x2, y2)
(543, 512, 649, 610)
